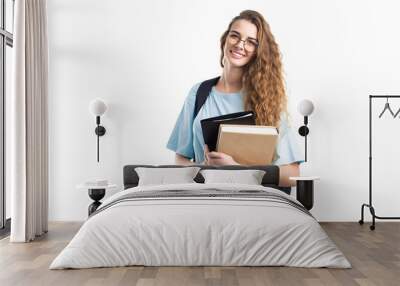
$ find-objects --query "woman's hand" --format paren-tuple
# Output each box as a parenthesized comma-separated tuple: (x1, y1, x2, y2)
(203, 144, 239, 166)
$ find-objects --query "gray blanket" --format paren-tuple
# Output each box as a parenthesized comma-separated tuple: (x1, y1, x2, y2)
(91, 188, 313, 218)
(50, 183, 351, 269)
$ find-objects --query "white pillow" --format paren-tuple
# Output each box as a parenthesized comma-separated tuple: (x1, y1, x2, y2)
(200, 169, 266, 185)
(135, 167, 201, 186)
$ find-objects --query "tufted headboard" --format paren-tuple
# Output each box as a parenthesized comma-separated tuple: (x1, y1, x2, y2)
(123, 165, 291, 195)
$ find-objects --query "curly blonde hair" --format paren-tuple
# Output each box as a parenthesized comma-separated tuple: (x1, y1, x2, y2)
(220, 10, 287, 127)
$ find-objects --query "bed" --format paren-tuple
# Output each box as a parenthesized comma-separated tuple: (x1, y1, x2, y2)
(50, 165, 350, 269)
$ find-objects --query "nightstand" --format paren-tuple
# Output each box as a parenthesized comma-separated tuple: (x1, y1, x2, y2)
(289, 176, 320, 210)
(77, 183, 117, 216)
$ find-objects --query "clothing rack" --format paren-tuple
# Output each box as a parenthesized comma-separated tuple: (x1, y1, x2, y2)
(359, 95, 400, 230)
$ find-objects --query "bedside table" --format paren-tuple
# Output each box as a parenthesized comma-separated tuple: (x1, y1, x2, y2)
(77, 183, 117, 216)
(289, 176, 320, 210)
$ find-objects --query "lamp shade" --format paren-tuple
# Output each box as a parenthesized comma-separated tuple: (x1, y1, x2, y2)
(297, 99, 314, 116)
(89, 98, 107, 116)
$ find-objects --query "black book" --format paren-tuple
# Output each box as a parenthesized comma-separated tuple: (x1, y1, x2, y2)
(200, 111, 255, 151)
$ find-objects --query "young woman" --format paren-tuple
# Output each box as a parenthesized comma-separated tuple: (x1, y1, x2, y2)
(166, 10, 303, 187)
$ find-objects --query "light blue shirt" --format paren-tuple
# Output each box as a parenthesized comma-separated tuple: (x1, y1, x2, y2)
(167, 82, 304, 165)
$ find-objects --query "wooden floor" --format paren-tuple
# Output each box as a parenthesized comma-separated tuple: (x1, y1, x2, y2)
(0, 222, 399, 286)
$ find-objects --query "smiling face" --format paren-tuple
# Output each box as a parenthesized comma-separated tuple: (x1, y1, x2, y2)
(222, 19, 259, 68)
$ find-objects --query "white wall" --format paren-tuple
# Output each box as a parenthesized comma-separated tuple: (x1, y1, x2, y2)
(48, 0, 400, 221)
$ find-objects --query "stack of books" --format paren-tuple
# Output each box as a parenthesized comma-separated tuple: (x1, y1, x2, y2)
(201, 112, 278, 165)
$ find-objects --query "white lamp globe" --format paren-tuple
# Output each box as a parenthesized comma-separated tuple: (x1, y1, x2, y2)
(297, 99, 314, 116)
(89, 99, 107, 116)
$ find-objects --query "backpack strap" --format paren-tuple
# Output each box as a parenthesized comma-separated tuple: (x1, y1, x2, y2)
(193, 76, 220, 119)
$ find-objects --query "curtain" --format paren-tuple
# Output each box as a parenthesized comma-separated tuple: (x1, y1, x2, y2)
(10, 0, 48, 242)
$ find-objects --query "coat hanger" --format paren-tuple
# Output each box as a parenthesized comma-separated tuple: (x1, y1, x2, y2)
(378, 97, 395, 118)
(394, 105, 400, 118)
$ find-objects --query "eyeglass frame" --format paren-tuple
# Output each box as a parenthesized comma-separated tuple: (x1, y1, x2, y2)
(226, 30, 259, 52)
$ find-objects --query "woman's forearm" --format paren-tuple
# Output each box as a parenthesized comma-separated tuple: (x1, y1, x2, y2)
(175, 154, 195, 166)
(175, 153, 299, 186)
(279, 163, 300, 187)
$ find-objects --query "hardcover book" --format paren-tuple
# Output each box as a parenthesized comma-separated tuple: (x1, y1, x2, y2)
(216, 124, 278, 165)
(200, 111, 255, 151)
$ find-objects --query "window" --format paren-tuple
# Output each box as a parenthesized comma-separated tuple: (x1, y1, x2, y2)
(0, 0, 14, 234)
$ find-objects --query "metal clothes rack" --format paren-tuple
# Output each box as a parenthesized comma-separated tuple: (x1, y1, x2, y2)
(359, 95, 400, 230)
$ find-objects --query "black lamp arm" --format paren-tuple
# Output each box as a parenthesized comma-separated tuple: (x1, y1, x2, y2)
(94, 116, 106, 162)
(298, 115, 310, 162)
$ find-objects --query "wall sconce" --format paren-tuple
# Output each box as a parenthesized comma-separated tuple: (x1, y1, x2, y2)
(297, 99, 315, 162)
(89, 99, 107, 162)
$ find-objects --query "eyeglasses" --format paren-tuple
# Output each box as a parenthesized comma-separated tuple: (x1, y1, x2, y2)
(227, 31, 258, 52)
